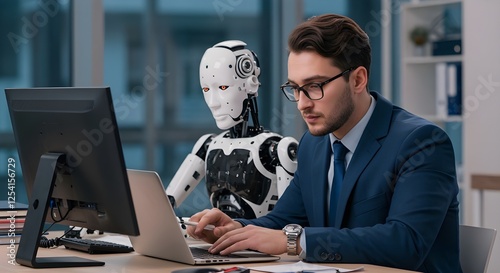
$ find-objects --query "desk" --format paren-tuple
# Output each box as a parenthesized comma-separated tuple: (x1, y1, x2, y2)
(0, 234, 420, 273)
(471, 174, 500, 226)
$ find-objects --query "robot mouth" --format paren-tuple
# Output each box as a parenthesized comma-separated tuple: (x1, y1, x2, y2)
(213, 113, 240, 122)
(213, 114, 231, 120)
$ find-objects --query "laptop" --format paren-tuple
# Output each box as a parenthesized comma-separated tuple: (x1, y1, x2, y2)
(126, 169, 280, 265)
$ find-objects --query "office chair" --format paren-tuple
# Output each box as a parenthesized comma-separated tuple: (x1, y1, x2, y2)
(459, 224, 497, 273)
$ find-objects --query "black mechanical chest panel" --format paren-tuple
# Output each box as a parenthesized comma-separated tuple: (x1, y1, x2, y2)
(205, 133, 282, 218)
(206, 148, 271, 206)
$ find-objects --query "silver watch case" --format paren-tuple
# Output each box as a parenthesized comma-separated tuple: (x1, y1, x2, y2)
(282, 224, 303, 255)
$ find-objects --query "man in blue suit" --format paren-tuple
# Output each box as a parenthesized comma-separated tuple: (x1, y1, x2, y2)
(188, 14, 461, 273)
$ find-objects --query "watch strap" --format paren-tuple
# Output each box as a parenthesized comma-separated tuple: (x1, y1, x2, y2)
(287, 233, 299, 255)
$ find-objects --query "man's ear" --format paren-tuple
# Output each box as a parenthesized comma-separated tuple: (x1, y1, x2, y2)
(349, 66, 368, 94)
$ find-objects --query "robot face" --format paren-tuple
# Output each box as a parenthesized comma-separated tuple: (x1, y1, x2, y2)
(200, 46, 260, 130)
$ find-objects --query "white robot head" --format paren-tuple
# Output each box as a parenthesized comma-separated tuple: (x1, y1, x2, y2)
(200, 40, 261, 130)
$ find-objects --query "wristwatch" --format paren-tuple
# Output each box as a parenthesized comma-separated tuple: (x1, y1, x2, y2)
(282, 224, 303, 255)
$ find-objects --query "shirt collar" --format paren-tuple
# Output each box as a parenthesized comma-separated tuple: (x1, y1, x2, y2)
(329, 94, 376, 154)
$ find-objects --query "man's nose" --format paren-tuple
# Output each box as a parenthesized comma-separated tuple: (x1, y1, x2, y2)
(296, 91, 312, 110)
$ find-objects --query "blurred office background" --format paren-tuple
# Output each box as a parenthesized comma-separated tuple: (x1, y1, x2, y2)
(0, 0, 388, 215)
(0, 0, 456, 227)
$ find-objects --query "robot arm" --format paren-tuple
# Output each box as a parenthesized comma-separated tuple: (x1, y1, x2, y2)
(166, 133, 214, 208)
(276, 136, 298, 197)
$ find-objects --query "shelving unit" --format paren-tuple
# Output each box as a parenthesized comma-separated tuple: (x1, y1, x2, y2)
(400, 0, 462, 122)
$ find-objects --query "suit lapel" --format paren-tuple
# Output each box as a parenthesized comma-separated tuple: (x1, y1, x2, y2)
(335, 137, 381, 227)
(334, 92, 393, 227)
(311, 136, 331, 227)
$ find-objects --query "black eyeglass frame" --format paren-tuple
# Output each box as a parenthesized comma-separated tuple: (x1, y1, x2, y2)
(280, 67, 355, 102)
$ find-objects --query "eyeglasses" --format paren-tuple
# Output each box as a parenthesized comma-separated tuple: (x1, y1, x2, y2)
(280, 68, 354, 102)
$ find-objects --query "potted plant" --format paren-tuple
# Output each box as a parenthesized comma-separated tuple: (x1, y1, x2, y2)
(410, 26, 429, 56)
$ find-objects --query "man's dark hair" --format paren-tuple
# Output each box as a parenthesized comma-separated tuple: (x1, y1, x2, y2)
(288, 14, 371, 80)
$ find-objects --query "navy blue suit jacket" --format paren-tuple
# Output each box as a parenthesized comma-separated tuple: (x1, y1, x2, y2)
(239, 92, 461, 273)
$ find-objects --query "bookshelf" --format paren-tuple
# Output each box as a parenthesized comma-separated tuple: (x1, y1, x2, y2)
(400, 0, 462, 122)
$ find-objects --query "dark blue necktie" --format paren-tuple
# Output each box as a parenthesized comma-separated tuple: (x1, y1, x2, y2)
(328, 141, 348, 226)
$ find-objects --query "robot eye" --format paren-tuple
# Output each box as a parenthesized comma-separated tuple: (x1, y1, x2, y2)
(202, 87, 210, 92)
(219, 85, 229, 91)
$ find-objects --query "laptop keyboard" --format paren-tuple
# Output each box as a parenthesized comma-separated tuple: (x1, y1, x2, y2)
(190, 247, 242, 259)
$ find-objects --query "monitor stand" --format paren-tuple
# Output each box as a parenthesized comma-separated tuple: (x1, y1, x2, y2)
(15, 153, 104, 268)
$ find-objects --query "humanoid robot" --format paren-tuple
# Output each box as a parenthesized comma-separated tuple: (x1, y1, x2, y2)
(166, 40, 298, 219)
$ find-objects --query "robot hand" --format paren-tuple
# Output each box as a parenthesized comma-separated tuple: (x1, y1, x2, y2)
(165, 134, 214, 208)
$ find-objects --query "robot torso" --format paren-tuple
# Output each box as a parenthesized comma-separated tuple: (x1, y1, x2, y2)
(205, 131, 285, 218)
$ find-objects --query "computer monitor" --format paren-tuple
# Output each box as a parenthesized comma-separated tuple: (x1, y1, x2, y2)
(5, 87, 139, 268)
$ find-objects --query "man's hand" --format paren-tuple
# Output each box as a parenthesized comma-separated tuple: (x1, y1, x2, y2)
(208, 225, 287, 256)
(187, 208, 242, 243)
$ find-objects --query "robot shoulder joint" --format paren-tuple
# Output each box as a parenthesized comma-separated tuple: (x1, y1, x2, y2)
(277, 136, 298, 173)
(192, 133, 215, 159)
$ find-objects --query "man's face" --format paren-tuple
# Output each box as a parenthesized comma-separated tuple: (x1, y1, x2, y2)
(287, 51, 354, 136)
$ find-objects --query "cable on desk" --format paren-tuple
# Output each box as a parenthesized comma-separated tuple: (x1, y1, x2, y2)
(38, 200, 78, 249)
(39, 226, 80, 248)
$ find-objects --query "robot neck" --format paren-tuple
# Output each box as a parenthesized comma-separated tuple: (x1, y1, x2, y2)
(229, 96, 263, 138)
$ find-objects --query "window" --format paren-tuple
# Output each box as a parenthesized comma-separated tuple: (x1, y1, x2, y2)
(1, 0, 380, 217)
(0, 0, 70, 204)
